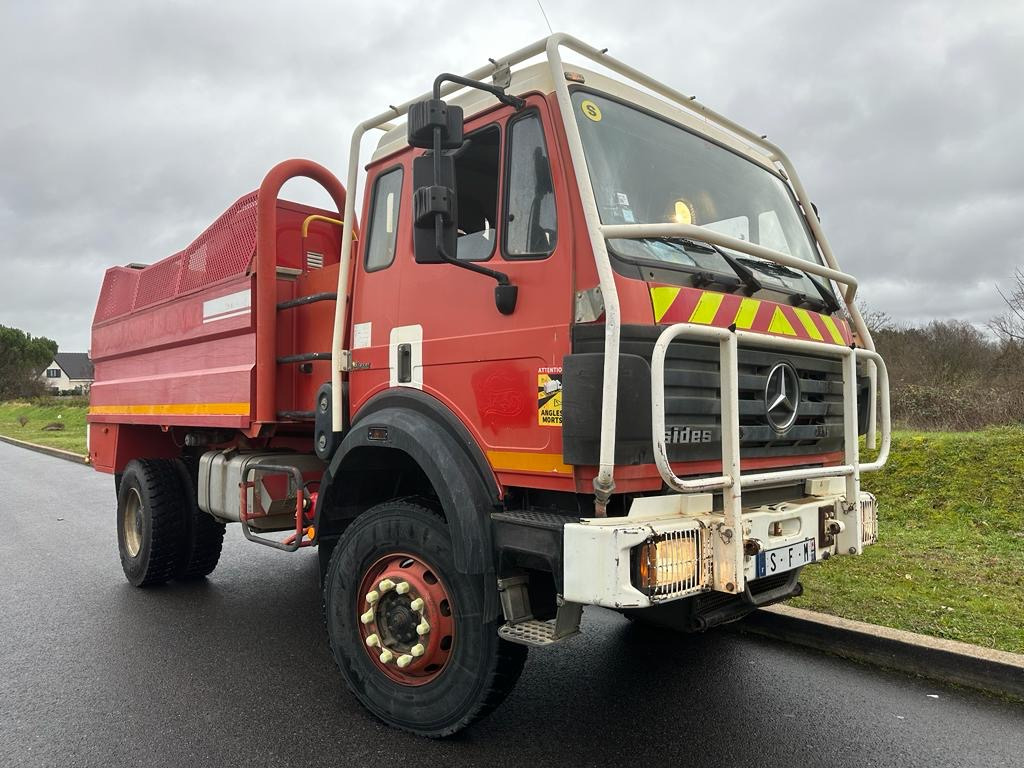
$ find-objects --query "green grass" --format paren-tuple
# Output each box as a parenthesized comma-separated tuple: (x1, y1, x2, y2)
(0, 398, 88, 455)
(1, 398, 1021, 653)
(793, 427, 1024, 654)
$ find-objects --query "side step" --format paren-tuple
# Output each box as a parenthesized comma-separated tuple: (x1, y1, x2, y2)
(491, 510, 582, 648)
(498, 602, 583, 648)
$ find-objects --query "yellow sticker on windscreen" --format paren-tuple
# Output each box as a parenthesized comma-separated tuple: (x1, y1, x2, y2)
(580, 99, 602, 122)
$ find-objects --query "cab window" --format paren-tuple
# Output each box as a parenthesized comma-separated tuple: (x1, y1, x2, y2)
(504, 112, 557, 258)
(454, 125, 501, 262)
(364, 167, 403, 271)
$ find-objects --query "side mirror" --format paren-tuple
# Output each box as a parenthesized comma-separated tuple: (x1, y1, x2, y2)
(406, 85, 519, 315)
(407, 98, 464, 149)
(412, 152, 458, 264)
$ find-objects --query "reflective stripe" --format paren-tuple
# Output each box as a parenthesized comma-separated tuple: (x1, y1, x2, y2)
(649, 286, 681, 323)
(647, 284, 849, 346)
(821, 315, 846, 345)
(767, 306, 797, 336)
(688, 292, 724, 324)
(793, 307, 824, 341)
(88, 402, 250, 416)
(487, 450, 572, 474)
(733, 297, 760, 329)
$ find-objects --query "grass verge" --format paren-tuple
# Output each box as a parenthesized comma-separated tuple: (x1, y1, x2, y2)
(0, 398, 88, 455)
(793, 427, 1024, 654)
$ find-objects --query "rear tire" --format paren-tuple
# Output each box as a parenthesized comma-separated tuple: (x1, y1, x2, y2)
(322, 500, 527, 737)
(173, 459, 225, 580)
(116, 459, 185, 587)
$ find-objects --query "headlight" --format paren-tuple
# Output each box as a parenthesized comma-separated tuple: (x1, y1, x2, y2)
(632, 528, 707, 597)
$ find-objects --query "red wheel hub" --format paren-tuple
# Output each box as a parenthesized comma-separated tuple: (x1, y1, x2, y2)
(356, 553, 456, 686)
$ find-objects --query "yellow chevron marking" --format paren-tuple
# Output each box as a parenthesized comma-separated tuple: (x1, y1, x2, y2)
(649, 286, 681, 323)
(793, 308, 824, 341)
(821, 315, 846, 345)
(688, 292, 724, 325)
(88, 402, 250, 416)
(733, 298, 760, 329)
(768, 307, 797, 336)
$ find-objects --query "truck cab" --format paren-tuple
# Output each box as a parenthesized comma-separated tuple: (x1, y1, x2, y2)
(88, 34, 890, 737)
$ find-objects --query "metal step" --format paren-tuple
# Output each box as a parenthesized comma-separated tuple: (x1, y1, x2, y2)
(498, 602, 583, 648)
(499, 619, 578, 647)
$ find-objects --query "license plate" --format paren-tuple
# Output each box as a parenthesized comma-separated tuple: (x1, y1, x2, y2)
(756, 538, 816, 578)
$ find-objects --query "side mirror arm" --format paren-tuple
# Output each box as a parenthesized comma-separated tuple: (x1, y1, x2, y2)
(432, 72, 526, 110)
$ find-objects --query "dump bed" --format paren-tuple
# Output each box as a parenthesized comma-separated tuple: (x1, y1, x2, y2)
(90, 175, 347, 446)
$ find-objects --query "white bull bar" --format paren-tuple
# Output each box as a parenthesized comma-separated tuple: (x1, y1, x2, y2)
(650, 323, 891, 594)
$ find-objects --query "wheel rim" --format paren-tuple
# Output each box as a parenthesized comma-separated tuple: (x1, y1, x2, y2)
(123, 488, 144, 557)
(356, 553, 456, 686)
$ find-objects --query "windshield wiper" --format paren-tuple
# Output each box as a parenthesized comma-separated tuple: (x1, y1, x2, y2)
(706, 246, 763, 296)
(736, 255, 841, 313)
(645, 237, 762, 296)
(804, 280, 842, 314)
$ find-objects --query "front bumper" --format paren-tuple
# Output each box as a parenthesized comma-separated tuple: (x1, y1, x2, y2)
(562, 482, 878, 609)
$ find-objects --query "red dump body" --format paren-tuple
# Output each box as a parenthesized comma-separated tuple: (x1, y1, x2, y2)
(89, 161, 350, 472)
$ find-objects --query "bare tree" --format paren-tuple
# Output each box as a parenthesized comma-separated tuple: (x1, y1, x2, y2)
(990, 268, 1024, 342)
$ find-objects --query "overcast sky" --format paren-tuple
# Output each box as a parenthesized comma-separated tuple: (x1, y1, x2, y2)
(2, 0, 1022, 351)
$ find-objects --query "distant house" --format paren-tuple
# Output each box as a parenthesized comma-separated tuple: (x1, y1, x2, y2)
(41, 353, 94, 395)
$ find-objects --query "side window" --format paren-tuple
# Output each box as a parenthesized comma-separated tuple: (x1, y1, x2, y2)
(505, 113, 557, 258)
(364, 167, 403, 271)
(454, 125, 501, 262)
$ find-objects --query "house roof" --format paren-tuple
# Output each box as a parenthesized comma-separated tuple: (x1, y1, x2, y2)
(53, 352, 94, 380)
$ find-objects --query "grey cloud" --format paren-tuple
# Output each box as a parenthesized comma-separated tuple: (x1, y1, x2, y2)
(2, 0, 1022, 350)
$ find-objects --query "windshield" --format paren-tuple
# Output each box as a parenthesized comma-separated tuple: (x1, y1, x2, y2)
(571, 91, 831, 302)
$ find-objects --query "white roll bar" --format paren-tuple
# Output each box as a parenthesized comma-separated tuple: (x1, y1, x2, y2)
(650, 322, 891, 592)
(330, 33, 887, 512)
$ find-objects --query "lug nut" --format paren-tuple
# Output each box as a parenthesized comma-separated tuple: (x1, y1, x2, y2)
(410, 643, 425, 657)
(379, 649, 394, 664)
(410, 598, 424, 612)
(365, 634, 379, 647)
(397, 654, 413, 668)
(395, 581, 410, 595)
(366, 590, 380, 604)
(379, 579, 396, 592)
(360, 609, 375, 625)
(416, 620, 430, 636)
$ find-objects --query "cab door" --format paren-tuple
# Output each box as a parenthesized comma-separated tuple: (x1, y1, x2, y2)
(395, 96, 574, 489)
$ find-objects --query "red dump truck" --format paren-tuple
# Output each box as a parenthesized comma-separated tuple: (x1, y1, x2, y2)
(88, 34, 891, 736)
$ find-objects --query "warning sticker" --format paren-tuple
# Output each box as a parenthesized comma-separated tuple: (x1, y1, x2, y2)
(537, 367, 563, 427)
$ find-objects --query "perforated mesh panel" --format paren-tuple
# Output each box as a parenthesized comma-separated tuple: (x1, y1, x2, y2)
(94, 268, 141, 323)
(94, 191, 259, 322)
(134, 254, 183, 309)
(178, 193, 259, 293)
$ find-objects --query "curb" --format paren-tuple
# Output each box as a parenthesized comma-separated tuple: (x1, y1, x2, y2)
(739, 604, 1024, 701)
(0, 434, 89, 465)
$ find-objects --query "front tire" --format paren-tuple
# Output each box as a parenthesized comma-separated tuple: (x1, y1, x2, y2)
(323, 501, 526, 737)
(116, 459, 185, 587)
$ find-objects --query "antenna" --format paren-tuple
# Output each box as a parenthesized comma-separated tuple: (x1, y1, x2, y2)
(535, 0, 554, 34)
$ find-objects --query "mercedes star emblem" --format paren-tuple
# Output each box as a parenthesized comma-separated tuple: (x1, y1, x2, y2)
(764, 362, 800, 432)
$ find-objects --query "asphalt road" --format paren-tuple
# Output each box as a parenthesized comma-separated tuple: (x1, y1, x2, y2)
(1, 441, 1022, 768)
